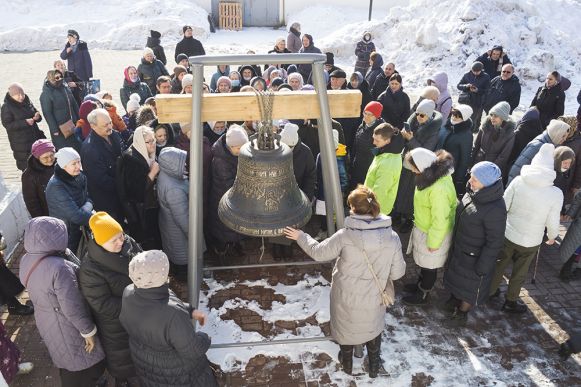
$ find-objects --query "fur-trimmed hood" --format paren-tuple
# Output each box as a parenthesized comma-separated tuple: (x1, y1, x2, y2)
(416, 150, 455, 190)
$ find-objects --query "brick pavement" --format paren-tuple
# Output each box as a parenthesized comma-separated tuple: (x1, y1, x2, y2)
(3, 229, 581, 386)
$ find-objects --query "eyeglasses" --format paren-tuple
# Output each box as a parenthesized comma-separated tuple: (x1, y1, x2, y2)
(416, 113, 427, 118)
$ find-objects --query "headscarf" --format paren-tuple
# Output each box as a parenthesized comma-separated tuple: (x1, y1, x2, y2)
(132, 126, 156, 166)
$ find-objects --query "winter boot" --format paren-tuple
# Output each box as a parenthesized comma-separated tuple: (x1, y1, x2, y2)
(559, 341, 574, 361)
(365, 335, 382, 378)
(442, 294, 461, 313)
(402, 284, 430, 306)
(338, 345, 354, 375)
(403, 277, 421, 293)
(502, 299, 527, 314)
(447, 309, 468, 327)
(7, 297, 34, 316)
(560, 254, 577, 282)
(398, 217, 414, 234)
(354, 344, 364, 358)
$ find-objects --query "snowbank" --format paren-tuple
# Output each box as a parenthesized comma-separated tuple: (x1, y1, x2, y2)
(0, 0, 209, 51)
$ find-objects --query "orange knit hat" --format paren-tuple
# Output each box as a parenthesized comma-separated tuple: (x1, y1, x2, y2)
(89, 212, 123, 246)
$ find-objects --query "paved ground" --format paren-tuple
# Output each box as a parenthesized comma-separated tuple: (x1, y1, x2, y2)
(3, 224, 581, 386)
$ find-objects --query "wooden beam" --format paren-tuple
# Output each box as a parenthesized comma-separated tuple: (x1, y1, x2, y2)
(155, 90, 362, 123)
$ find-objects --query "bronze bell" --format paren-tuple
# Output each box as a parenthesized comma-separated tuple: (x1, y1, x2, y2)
(218, 134, 312, 237)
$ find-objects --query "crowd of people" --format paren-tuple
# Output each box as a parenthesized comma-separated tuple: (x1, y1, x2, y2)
(1, 23, 581, 385)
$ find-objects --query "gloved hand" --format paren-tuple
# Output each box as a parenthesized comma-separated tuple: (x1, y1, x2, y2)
(81, 201, 93, 212)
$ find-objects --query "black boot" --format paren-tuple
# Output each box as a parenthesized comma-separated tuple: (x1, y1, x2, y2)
(447, 309, 468, 327)
(398, 218, 413, 234)
(7, 297, 34, 316)
(559, 341, 574, 361)
(338, 345, 354, 375)
(403, 277, 421, 293)
(366, 335, 382, 378)
(502, 299, 527, 314)
(560, 254, 577, 282)
(402, 284, 430, 306)
(442, 294, 461, 313)
(115, 379, 130, 387)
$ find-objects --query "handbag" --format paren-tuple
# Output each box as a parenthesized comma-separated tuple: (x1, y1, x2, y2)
(458, 91, 471, 105)
(59, 88, 76, 138)
(361, 249, 395, 307)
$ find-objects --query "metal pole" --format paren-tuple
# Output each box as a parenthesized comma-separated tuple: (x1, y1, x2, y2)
(311, 61, 345, 231)
(368, 0, 373, 21)
(188, 64, 205, 320)
(532, 246, 541, 284)
(210, 336, 331, 349)
(188, 53, 325, 66)
(203, 259, 333, 272)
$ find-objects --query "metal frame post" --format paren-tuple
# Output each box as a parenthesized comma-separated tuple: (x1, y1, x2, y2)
(311, 61, 345, 232)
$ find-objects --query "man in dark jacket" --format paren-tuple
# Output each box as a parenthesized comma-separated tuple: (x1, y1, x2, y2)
(476, 45, 512, 79)
(39, 69, 82, 151)
(81, 109, 124, 222)
(60, 29, 93, 82)
(174, 25, 205, 63)
(457, 61, 491, 132)
(371, 62, 397, 101)
(483, 64, 521, 114)
(120, 250, 217, 387)
(146, 30, 166, 65)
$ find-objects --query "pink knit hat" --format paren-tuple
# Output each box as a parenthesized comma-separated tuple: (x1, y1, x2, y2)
(31, 139, 55, 159)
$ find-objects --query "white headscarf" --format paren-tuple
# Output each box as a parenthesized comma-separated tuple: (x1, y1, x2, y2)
(133, 126, 156, 166)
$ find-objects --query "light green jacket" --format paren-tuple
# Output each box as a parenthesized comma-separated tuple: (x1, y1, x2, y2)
(364, 152, 402, 215)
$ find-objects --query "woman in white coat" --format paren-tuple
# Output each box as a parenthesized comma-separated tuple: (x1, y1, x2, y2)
(284, 185, 406, 378)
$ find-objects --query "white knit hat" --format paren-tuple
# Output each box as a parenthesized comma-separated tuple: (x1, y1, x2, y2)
(126, 93, 141, 113)
(226, 124, 249, 147)
(404, 148, 437, 172)
(55, 147, 80, 169)
(280, 123, 299, 147)
(547, 119, 570, 145)
(454, 104, 473, 121)
(416, 99, 435, 116)
(128, 250, 170, 289)
(181, 74, 194, 89)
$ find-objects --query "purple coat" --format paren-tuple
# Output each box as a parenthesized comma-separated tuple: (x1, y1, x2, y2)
(19, 216, 105, 371)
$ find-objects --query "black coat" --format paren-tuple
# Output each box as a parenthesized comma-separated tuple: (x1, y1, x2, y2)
(483, 75, 521, 113)
(0, 264, 24, 306)
(120, 79, 153, 110)
(174, 37, 205, 62)
(39, 81, 81, 151)
(119, 284, 217, 387)
(444, 180, 507, 306)
(508, 113, 544, 167)
(81, 131, 124, 222)
(116, 147, 162, 250)
(146, 33, 167, 65)
(370, 72, 389, 101)
(531, 85, 566, 128)
(291, 141, 316, 200)
(475, 52, 512, 79)
(349, 118, 385, 189)
(79, 237, 142, 379)
(21, 156, 54, 218)
(137, 58, 169, 96)
(60, 40, 93, 81)
(378, 88, 410, 130)
(457, 71, 491, 109)
(296, 119, 346, 160)
(442, 118, 474, 193)
(1, 93, 45, 170)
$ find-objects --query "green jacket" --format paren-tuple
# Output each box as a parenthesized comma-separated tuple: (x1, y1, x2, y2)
(364, 152, 402, 215)
(414, 174, 457, 249)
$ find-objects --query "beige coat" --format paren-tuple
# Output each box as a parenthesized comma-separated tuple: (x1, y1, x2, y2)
(296, 214, 406, 345)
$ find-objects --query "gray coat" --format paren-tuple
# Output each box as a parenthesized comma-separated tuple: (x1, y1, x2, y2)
(561, 191, 581, 263)
(472, 116, 516, 176)
(19, 217, 105, 371)
(507, 131, 553, 185)
(157, 147, 189, 265)
(296, 215, 406, 345)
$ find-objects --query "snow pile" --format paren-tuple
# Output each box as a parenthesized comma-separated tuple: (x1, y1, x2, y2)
(0, 0, 209, 51)
(315, 0, 581, 113)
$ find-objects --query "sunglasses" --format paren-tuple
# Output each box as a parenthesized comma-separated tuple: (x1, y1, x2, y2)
(54, 76, 62, 80)
(416, 113, 427, 118)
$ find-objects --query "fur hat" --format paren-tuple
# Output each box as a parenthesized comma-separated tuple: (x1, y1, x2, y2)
(547, 119, 571, 145)
(55, 147, 80, 169)
(126, 93, 141, 113)
(226, 124, 249, 147)
(489, 101, 511, 121)
(470, 161, 501, 187)
(129, 250, 170, 289)
(364, 101, 383, 119)
(416, 99, 435, 117)
(280, 123, 299, 147)
(89, 212, 123, 246)
(404, 148, 437, 173)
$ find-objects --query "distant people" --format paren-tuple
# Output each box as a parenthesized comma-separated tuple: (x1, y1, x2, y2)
(54, 59, 84, 105)
(120, 66, 152, 110)
(45, 147, 92, 253)
(489, 144, 563, 313)
(138, 48, 169, 96)
(370, 62, 397, 101)
(457, 61, 491, 132)
(531, 71, 566, 128)
(79, 212, 141, 387)
(471, 101, 516, 178)
(1, 82, 45, 170)
(146, 30, 167, 65)
(440, 104, 474, 195)
(427, 72, 453, 123)
(174, 25, 205, 63)
(20, 217, 106, 387)
(483, 64, 521, 114)
(60, 29, 93, 82)
(285, 186, 405, 378)
(40, 69, 82, 151)
(507, 107, 543, 167)
(443, 162, 506, 326)
(350, 101, 385, 189)
(120, 250, 218, 387)
(402, 149, 457, 306)
(286, 22, 302, 53)
(365, 52, 383, 91)
(171, 65, 188, 94)
(210, 65, 230, 91)
(297, 34, 322, 83)
(377, 73, 410, 131)
(476, 45, 512, 79)
(22, 139, 55, 218)
(354, 32, 375, 75)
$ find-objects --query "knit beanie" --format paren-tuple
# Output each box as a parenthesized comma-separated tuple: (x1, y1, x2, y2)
(531, 143, 556, 170)
(364, 101, 383, 119)
(489, 101, 510, 121)
(54, 147, 80, 169)
(89, 211, 123, 246)
(471, 61, 484, 72)
(547, 119, 571, 145)
(176, 53, 189, 64)
(67, 29, 79, 39)
(271, 77, 284, 89)
(126, 93, 141, 113)
(226, 124, 249, 147)
(181, 74, 194, 89)
(404, 148, 437, 173)
(454, 104, 473, 121)
(217, 76, 232, 89)
(325, 52, 334, 65)
(31, 139, 55, 159)
(470, 161, 501, 187)
(183, 25, 192, 33)
(280, 123, 299, 147)
(416, 99, 435, 116)
(129, 250, 170, 289)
